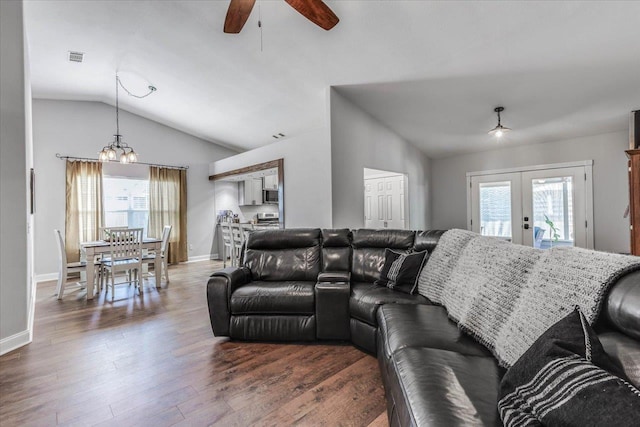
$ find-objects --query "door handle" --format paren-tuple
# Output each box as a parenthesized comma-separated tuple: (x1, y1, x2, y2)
(524, 224, 530, 230)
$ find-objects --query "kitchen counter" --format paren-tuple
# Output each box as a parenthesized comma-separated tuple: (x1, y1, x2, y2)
(252, 223, 281, 229)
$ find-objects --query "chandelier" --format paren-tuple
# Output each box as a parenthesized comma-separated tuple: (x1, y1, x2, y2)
(488, 106, 511, 138)
(99, 74, 156, 164)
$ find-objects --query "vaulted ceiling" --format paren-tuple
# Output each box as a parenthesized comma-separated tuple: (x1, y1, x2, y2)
(24, 1, 640, 157)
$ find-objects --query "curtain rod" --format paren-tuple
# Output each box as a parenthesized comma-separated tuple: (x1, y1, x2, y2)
(56, 153, 188, 170)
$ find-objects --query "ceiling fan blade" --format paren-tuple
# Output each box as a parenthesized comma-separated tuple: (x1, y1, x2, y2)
(285, 0, 339, 31)
(224, 0, 256, 34)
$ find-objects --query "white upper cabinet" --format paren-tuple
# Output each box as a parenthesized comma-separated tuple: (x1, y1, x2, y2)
(263, 174, 278, 190)
(242, 178, 263, 206)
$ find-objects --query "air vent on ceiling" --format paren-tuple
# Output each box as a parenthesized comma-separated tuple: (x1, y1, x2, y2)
(68, 51, 84, 63)
(272, 132, 286, 139)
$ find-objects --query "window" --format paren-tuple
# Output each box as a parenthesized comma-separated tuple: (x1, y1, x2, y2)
(479, 181, 512, 239)
(103, 176, 150, 237)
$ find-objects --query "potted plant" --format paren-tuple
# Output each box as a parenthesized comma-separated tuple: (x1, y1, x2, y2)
(544, 214, 560, 247)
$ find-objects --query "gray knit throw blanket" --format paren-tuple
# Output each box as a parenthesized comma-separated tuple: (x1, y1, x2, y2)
(417, 229, 640, 368)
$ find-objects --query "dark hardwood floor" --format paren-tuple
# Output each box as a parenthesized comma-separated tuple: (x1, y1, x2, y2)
(0, 260, 388, 426)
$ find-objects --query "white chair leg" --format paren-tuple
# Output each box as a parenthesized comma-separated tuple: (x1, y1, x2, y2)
(110, 269, 115, 302)
(163, 259, 169, 284)
(56, 266, 67, 300)
(95, 266, 101, 293)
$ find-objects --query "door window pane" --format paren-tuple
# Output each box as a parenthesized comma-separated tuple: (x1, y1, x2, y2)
(531, 177, 574, 249)
(479, 181, 512, 239)
(103, 177, 150, 238)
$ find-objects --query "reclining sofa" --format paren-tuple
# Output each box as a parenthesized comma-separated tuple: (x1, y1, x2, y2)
(207, 228, 640, 426)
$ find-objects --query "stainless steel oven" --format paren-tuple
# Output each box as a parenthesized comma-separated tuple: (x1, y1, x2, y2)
(256, 212, 280, 228)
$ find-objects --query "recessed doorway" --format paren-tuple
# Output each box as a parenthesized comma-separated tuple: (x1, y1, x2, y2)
(363, 168, 409, 230)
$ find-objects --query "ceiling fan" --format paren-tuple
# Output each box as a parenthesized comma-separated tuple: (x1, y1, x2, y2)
(224, 0, 339, 33)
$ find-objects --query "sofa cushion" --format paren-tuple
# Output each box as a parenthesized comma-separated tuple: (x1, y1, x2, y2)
(245, 228, 322, 250)
(387, 347, 502, 426)
(374, 249, 428, 294)
(244, 228, 321, 281)
(599, 330, 640, 387)
(604, 270, 640, 341)
(351, 229, 415, 282)
(230, 281, 315, 315)
(377, 304, 493, 359)
(230, 315, 316, 341)
(321, 228, 351, 246)
(413, 229, 446, 253)
(245, 247, 321, 282)
(350, 282, 428, 326)
(322, 247, 351, 272)
(321, 229, 352, 272)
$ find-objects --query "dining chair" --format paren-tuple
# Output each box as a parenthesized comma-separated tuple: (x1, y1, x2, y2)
(238, 223, 254, 264)
(230, 224, 245, 267)
(54, 229, 101, 300)
(96, 227, 133, 290)
(101, 228, 143, 301)
(240, 223, 254, 241)
(142, 225, 172, 284)
(220, 223, 234, 267)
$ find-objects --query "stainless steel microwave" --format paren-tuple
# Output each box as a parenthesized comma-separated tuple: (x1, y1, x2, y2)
(263, 190, 279, 204)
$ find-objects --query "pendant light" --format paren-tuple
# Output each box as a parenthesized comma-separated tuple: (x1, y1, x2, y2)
(99, 74, 156, 164)
(488, 106, 511, 138)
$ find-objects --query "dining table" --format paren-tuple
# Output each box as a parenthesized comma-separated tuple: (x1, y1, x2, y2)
(80, 237, 162, 300)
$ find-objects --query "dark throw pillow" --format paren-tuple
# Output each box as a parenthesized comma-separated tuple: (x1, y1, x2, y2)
(498, 307, 640, 427)
(374, 249, 428, 294)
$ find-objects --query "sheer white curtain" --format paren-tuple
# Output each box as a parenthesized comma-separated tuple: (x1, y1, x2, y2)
(65, 161, 104, 262)
(148, 166, 187, 264)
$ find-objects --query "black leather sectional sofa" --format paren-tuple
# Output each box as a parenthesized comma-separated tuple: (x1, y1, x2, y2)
(207, 228, 640, 426)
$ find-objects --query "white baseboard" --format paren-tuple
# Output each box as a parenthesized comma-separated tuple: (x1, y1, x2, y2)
(186, 254, 214, 263)
(36, 272, 58, 283)
(0, 329, 32, 356)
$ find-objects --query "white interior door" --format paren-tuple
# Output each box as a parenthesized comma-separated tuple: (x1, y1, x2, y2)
(364, 178, 385, 229)
(470, 173, 523, 244)
(521, 167, 589, 249)
(469, 164, 593, 249)
(364, 175, 406, 229)
(384, 176, 406, 229)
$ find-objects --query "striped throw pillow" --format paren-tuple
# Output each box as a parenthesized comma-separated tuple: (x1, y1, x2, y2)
(374, 249, 428, 294)
(498, 307, 640, 427)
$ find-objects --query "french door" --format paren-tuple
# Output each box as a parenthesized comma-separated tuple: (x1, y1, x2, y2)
(469, 163, 593, 249)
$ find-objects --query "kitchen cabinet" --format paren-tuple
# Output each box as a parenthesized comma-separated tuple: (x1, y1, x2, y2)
(263, 174, 278, 190)
(242, 178, 263, 206)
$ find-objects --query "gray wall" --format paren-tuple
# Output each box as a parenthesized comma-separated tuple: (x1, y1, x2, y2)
(33, 99, 237, 277)
(330, 88, 432, 230)
(210, 127, 333, 228)
(431, 130, 630, 253)
(1, 0, 32, 351)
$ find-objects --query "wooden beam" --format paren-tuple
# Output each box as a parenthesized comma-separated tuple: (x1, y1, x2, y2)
(209, 159, 282, 181)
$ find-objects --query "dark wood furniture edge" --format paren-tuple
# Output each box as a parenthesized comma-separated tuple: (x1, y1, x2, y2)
(626, 149, 640, 255)
(277, 159, 284, 228)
